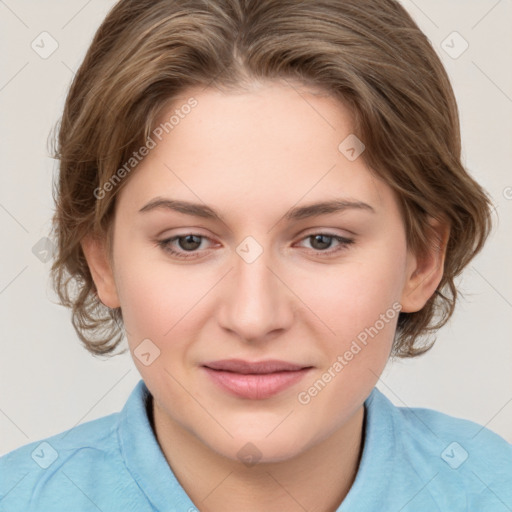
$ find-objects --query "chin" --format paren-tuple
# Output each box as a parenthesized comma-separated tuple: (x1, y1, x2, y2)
(206, 430, 314, 466)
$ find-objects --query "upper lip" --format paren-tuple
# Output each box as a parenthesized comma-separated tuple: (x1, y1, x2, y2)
(203, 359, 311, 374)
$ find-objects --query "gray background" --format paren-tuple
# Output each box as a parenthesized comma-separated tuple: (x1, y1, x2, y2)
(0, 0, 511, 455)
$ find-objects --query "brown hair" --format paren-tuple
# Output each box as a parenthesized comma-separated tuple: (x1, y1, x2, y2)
(50, 0, 492, 357)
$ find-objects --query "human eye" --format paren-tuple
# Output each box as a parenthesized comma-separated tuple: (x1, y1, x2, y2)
(296, 232, 355, 256)
(156, 231, 354, 260)
(156, 233, 215, 260)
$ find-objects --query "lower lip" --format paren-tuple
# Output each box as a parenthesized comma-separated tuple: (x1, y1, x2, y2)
(202, 367, 311, 400)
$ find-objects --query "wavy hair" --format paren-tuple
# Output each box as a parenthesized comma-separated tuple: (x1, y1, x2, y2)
(50, 0, 493, 356)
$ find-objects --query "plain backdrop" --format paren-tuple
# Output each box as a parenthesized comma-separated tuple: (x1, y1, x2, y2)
(0, 0, 511, 456)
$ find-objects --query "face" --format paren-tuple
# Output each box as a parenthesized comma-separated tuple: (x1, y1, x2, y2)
(85, 80, 443, 463)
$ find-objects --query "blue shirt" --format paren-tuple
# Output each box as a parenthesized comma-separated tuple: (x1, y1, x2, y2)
(1, 379, 511, 511)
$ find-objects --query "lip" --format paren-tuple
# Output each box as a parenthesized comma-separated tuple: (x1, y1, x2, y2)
(202, 359, 313, 400)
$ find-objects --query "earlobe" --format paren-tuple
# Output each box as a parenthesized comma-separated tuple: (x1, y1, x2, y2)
(81, 234, 121, 309)
(400, 219, 450, 313)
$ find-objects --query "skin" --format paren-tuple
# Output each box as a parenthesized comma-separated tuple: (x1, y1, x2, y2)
(82, 80, 448, 512)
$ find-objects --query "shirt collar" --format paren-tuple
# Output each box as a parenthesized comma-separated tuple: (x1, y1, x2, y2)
(117, 379, 197, 510)
(117, 379, 394, 511)
(337, 387, 396, 510)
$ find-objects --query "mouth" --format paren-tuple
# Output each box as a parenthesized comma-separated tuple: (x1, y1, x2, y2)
(202, 359, 313, 400)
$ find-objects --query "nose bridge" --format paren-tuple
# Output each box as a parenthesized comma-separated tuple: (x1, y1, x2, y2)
(218, 240, 293, 341)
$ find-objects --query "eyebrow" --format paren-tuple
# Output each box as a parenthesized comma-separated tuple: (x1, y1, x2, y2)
(138, 197, 375, 221)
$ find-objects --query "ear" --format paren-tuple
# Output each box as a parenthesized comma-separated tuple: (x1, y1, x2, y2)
(400, 218, 450, 313)
(81, 234, 120, 309)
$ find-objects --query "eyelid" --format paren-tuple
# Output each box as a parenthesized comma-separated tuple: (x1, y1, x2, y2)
(156, 229, 355, 260)
(294, 232, 354, 252)
(156, 228, 353, 246)
(299, 226, 356, 239)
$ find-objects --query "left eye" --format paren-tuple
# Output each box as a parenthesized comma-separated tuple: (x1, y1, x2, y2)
(157, 233, 354, 259)
(297, 233, 354, 254)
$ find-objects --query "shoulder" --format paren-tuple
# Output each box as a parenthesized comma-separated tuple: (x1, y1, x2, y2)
(0, 410, 119, 465)
(0, 380, 162, 512)
(370, 388, 512, 509)
(0, 413, 129, 511)
(391, 393, 512, 465)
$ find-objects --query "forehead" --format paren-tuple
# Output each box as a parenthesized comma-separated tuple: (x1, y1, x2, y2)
(116, 81, 396, 221)
(155, 80, 355, 163)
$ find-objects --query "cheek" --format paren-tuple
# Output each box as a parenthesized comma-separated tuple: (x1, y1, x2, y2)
(114, 250, 201, 344)
(115, 226, 407, 361)
(290, 241, 407, 386)
(297, 251, 405, 338)
(292, 258, 404, 421)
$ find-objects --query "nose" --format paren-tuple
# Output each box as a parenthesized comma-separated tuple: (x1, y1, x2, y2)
(217, 248, 295, 343)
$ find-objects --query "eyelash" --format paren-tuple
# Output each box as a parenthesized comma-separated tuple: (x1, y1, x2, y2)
(156, 232, 355, 260)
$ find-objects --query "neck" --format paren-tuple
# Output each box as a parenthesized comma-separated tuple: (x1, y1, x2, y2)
(151, 397, 365, 512)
